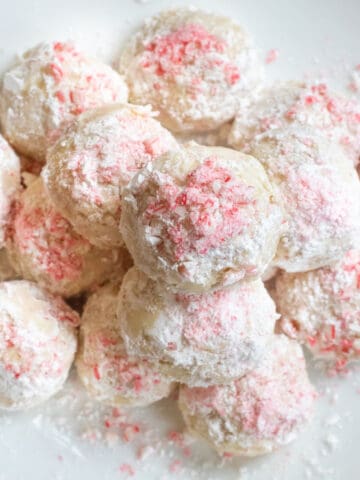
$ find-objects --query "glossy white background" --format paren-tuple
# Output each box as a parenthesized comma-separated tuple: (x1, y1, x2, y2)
(0, 1, 360, 479)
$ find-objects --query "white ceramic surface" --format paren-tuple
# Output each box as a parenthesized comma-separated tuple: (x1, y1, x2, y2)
(0, 1, 360, 479)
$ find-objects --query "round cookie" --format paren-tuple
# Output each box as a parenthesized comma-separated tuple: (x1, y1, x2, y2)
(0, 135, 21, 248)
(119, 7, 262, 133)
(120, 143, 283, 293)
(178, 335, 316, 456)
(77, 282, 174, 407)
(43, 103, 178, 248)
(6, 177, 130, 297)
(0, 280, 79, 410)
(229, 81, 360, 165)
(275, 250, 360, 370)
(0, 41, 128, 162)
(118, 267, 278, 387)
(250, 128, 360, 272)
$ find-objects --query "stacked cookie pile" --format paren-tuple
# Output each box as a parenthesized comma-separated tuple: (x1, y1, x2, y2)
(0, 7, 359, 458)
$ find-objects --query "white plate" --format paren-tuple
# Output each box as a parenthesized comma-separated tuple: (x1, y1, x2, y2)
(0, 1, 359, 479)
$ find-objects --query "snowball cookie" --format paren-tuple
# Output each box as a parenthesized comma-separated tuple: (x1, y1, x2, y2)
(0, 280, 79, 410)
(178, 335, 316, 456)
(118, 267, 278, 387)
(250, 128, 360, 272)
(120, 143, 283, 293)
(43, 103, 178, 249)
(77, 282, 174, 407)
(0, 249, 18, 282)
(0, 135, 21, 248)
(0, 41, 128, 162)
(119, 7, 262, 133)
(6, 177, 128, 297)
(229, 81, 360, 165)
(275, 250, 360, 370)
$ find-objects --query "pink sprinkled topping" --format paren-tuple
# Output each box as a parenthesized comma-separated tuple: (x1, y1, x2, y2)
(295, 85, 360, 153)
(311, 251, 360, 367)
(265, 48, 279, 64)
(181, 384, 226, 414)
(0, 282, 78, 388)
(48, 63, 64, 82)
(179, 336, 316, 453)
(55, 90, 66, 103)
(233, 82, 360, 165)
(9, 198, 89, 282)
(234, 375, 309, 438)
(145, 157, 255, 260)
(282, 84, 348, 126)
(141, 24, 240, 88)
(305, 321, 359, 373)
(93, 365, 101, 380)
(284, 166, 353, 235)
(20, 41, 128, 148)
(277, 249, 360, 371)
(52, 41, 77, 55)
(66, 109, 176, 209)
(84, 327, 167, 395)
(175, 288, 249, 348)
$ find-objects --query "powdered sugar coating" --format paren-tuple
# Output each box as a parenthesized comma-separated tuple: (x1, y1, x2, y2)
(77, 282, 174, 407)
(119, 7, 263, 133)
(0, 280, 78, 410)
(0, 41, 128, 162)
(43, 103, 178, 248)
(229, 81, 360, 165)
(275, 250, 360, 370)
(0, 135, 21, 248)
(179, 335, 316, 456)
(120, 143, 283, 293)
(250, 128, 360, 272)
(6, 177, 129, 297)
(118, 267, 278, 387)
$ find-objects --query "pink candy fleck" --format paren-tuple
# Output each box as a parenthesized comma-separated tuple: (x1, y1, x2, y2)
(9, 200, 89, 282)
(265, 48, 279, 64)
(222, 452, 234, 459)
(119, 463, 135, 476)
(122, 423, 140, 442)
(93, 365, 101, 380)
(48, 62, 64, 82)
